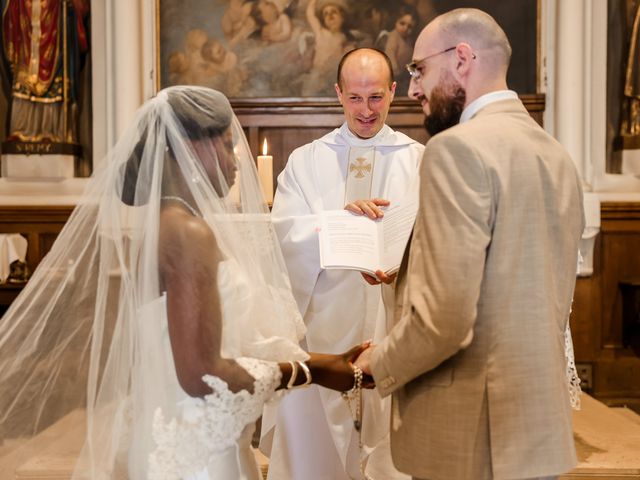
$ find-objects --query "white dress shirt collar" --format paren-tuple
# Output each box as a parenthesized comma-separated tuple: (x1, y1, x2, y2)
(460, 90, 518, 123)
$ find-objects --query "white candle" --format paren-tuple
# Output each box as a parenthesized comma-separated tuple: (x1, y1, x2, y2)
(257, 138, 274, 204)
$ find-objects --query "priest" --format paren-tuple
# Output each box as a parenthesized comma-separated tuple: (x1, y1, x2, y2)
(261, 48, 423, 480)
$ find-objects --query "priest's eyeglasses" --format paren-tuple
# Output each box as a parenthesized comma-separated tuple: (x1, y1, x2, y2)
(406, 46, 478, 81)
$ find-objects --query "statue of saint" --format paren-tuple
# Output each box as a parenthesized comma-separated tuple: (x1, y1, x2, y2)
(2, 0, 89, 143)
(622, 2, 640, 140)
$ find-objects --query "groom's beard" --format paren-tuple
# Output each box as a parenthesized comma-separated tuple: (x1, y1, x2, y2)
(424, 76, 466, 137)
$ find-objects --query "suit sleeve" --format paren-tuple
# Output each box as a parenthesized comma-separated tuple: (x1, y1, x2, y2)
(371, 134, 493, 396)
(271, 149, 322, 319)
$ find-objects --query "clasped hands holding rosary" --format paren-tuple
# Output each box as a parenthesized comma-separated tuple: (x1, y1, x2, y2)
(345, 340, 376, 393)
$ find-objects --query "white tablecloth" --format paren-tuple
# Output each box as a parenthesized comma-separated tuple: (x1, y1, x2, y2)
(0, 234, 27, 283)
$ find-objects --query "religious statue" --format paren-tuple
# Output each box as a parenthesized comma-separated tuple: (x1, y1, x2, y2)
(621, 2, 640, 141)
(2, 0, 89, 144)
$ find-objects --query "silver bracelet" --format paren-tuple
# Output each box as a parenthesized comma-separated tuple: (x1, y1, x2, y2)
(288, 360, 312, 389)
(286, 360, 299, 389)
(297, 360, 312, 387)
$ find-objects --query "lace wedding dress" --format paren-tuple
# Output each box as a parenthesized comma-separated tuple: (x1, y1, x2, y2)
(130, 261, 287, 480)
(0, 87, 307, 480)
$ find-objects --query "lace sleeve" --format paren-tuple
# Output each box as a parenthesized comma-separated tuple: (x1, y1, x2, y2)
(148, 357, 280, 480)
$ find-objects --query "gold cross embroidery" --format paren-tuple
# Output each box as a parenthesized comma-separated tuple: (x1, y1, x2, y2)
(349, 157, 372, 178)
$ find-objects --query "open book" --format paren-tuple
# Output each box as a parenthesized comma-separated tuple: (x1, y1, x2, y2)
(318, 197, 419, 275)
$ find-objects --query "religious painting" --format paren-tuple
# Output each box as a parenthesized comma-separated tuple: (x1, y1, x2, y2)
(607, 0, 640, 173)
(157, 0, 539, 99)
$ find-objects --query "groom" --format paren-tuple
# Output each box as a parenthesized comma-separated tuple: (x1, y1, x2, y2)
(356, 8, 584, 480)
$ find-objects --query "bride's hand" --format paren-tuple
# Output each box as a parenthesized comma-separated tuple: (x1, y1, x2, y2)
(307, 342, 374, 392)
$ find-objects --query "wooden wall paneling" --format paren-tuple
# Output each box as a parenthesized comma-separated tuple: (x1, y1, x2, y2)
(572, 275, 599, 360)
(25, 232, 40, 272)
(235, 95, 545, 189)
(548, 202, 640, 406)
(600, 203, 640, 352)
(244, 127, 260, 158)
(0, 206, 73, 309)
(40, 233, 59, 259)
(595, 358, 640, 403)
(591, 202, 640, 405)
(260, 127, 335, 186)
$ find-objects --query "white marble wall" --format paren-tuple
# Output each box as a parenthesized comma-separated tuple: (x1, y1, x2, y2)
(91, 0, 155, 169)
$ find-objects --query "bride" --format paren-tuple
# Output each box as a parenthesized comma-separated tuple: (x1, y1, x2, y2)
(0, 86, 364, 479)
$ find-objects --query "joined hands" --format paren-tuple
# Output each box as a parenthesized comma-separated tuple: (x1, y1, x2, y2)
(353, 343, 374, 383)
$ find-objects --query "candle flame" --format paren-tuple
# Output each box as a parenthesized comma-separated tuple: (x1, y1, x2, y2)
(262, 138, 268, 156)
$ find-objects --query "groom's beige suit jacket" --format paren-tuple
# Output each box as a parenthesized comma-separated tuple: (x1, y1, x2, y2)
(371, 98, 584, 480)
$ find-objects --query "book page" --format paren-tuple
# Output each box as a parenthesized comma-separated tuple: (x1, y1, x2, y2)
(319, 211, 381, 274)
(380, 198, 419, 273)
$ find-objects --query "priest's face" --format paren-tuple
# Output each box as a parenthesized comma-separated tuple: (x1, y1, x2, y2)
(335, 53, 396, 139)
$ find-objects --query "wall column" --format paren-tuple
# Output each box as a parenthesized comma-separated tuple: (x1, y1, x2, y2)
(545, 0, 640, 194)
(91, 0, 148, 169)
(549, 0, 592, 187)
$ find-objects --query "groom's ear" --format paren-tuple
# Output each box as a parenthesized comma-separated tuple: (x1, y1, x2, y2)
(454, 43, 475, 79)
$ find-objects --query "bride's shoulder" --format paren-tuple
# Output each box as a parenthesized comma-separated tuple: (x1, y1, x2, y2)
(159, 207, 221, 264)
(161, 206, 209, 237)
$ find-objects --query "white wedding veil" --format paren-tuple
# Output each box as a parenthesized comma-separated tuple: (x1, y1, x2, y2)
(0, 86, 306, 478)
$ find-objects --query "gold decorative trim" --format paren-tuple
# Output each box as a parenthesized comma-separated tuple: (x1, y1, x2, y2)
(12, 91, 63, 103)
(155, 0, 160, 94)
(536, 0, 541, 92)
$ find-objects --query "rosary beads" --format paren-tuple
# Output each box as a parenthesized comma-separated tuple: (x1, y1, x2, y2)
(342, 364, 374, 480)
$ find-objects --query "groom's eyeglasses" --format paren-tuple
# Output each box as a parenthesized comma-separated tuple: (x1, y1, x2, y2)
(406, 46, 476, 81)
(406, 47, 456, 81)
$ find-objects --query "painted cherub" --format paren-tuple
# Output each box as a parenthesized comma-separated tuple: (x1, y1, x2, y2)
(167, 51, 189, 84)
(221, 0, 258, 47)
(166, 29, 208, 85)
(302, 0, 355, 95)
(307, 0, 355, 69)
(384, 6, 419, 79)
(256, 0, 292, 44)
(200, 38, 238, 75)
(199, 38, 246, 97)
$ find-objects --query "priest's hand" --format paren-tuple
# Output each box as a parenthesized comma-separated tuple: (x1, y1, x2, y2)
(361, 269, 397, 285)
(344, 198, 390, 219)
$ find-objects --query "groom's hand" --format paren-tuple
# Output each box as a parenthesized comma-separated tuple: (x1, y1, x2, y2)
(350, 343, 375, 389)
(354, 344, 374, 378)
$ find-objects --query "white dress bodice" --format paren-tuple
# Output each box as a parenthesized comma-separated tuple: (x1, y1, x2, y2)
(129, 260, 286, 480)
